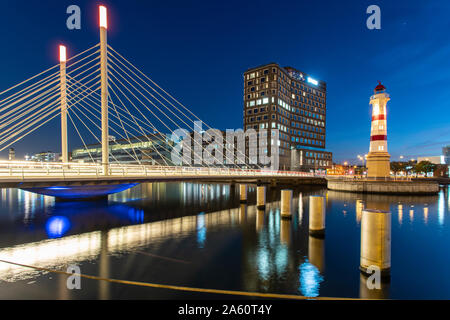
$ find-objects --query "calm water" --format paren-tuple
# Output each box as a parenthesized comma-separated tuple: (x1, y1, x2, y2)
(0, 183, 449, 299)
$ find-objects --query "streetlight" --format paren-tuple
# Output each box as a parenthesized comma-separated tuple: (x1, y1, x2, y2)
(358, 155, 364, 166)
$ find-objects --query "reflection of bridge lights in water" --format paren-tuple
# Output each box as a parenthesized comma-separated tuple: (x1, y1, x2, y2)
(127, 207, 144, 224)
(299, 261, 323, 297)
(398, 204, 403, 225)
(275, 246, 288, 274)
(46, 216, 71, 239)
(424, 207, 428, 224)
(197, 213, 206, 248)
(356, 200, 363, 223)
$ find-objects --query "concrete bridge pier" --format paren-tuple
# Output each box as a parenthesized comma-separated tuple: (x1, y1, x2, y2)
(239, 185, 247, 203)
(256, 186, 266, 209)
(309, 196, 325, 238)
(281, 189, 293, 219)
(360, 209, 391, 278)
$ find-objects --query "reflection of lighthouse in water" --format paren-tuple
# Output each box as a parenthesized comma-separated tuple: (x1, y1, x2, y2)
(366, 82, 391, 178)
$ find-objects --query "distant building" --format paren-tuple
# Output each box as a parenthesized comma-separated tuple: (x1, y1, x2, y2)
(8, 148, 15, 161)
(327, 164, 346, 176)
(417, 156, 444, 165)
(434, 164, 449, 178)
(243, 63, 332, 171)
(25, 151, 58, 162)
(443, 146, 450, 165)
(71, 133, 174, 165)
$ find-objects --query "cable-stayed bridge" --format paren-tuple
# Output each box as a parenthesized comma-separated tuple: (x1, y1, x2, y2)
(0, 6, 324, 200)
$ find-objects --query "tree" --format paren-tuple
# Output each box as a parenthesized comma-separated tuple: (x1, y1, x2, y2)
(390, 162, 402, 176)
(415, 161, 436, 176)
(391, 161, 408, 176)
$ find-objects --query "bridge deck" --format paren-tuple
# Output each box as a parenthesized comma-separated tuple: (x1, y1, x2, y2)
(0, 161, 326, 188)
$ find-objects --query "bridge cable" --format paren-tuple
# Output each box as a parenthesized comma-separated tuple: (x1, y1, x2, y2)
(108, 48, 262, 170)
(0, 43, 99, 99)
(0, 80, 103, 152)
(67, 75, 176, 167)
(107, 65, 229, 170)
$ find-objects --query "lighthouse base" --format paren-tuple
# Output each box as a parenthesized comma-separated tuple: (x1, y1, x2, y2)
(366, 152, 391, 178)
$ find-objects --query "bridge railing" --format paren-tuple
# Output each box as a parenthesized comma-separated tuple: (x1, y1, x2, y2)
(0, 161, 317, 180)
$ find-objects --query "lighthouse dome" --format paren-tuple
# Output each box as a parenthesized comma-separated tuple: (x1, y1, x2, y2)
(374, 81, 386, 93)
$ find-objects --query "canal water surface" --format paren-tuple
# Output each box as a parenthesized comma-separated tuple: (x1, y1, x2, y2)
(0, 182, 449, 299)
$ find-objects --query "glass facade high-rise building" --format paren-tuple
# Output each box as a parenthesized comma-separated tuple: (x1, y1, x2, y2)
(243, 63, 332, 171)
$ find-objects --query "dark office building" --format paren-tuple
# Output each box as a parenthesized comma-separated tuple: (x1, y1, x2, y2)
(243, 63, 332, 171)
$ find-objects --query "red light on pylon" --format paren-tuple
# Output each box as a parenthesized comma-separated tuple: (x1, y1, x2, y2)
(59, 45, 67, 62)
(99, 6, 108, 29)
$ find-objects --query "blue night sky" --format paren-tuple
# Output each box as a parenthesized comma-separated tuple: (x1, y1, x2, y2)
(0, 0, 449, 163)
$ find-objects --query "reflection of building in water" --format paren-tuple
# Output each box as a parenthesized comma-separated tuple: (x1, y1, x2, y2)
(110, 182, 232, 210)
(0, 189, 54, 223)
(298, 193, 304, 223)
(196, 213, 206, 248)
(359, 273, 390, 299)
(299, 261, 323, 297)
(327, 190, 439, 227)
(424, 207, 428, 224)
(241, 198, 319, 295)
(409, 209, 414, 223)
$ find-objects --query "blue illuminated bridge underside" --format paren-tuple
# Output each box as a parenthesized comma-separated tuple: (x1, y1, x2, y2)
(21, 184, 140, 200)
(0, 175, 326, 200)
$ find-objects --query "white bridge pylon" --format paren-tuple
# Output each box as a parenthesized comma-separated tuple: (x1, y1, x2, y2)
(0, 5, 282, 180)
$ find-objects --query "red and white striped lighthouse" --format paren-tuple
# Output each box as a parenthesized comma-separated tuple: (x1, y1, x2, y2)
(366, 82, 391, 178)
